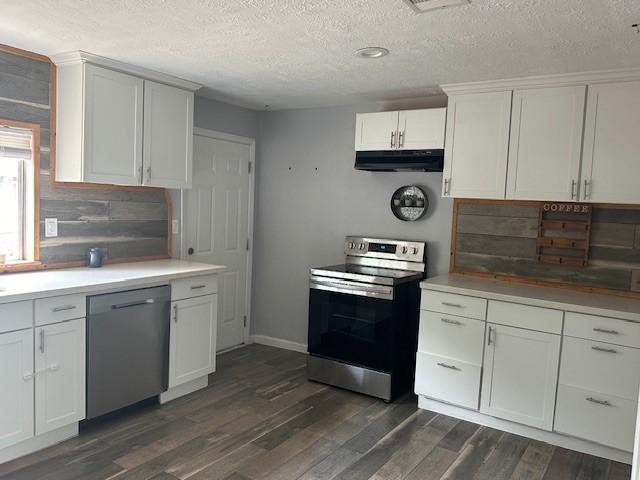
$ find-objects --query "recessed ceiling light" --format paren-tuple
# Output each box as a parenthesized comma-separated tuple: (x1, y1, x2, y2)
(355, 47, 390, 59)
(403, 0, 470, 14)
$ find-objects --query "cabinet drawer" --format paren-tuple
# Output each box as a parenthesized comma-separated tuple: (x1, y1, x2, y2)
(555, 384, 636, 452)
(418, 310, 485, 364)
(560, 336, 640, 400)
(171, 275, 218, 301)
(564, 312, 640, 348)
(487, 300, 563, 334)
(0, 301, 33, 333)
(415, 352, 481, 410)
(420, 290, 487, 320)
(35, 294, 86, 326)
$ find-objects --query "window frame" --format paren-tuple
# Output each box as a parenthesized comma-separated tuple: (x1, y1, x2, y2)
(0, 118, 40, 272)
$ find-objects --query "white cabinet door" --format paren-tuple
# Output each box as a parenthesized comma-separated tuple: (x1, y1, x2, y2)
(481, 324, 560, 431)
(0, 329, 34, 449)
(506, 86, 586, 201)
(143, 81, 194, 189)
(169, 294, 217, 388)
(355, 112, 399, 151)
(35, 319, 86, 435)
(581, 81, 640, 204)
(83, 64, 143, 185)
(443, 92, 512, 199)
(398, 108, 446, 150)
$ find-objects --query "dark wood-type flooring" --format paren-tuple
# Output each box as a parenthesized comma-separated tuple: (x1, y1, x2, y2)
(0, 344, 632, 480)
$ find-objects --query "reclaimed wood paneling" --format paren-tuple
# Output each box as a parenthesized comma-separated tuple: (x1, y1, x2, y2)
(1, 45, 169, 269)
(452, 200, 640, 293)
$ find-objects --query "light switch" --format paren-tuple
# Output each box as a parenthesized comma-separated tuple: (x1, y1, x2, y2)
(172, 219, 180, 235)
(45, 218, 58, 238)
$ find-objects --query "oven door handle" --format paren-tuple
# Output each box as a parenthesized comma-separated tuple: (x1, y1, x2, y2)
(310, 277, 393, 300)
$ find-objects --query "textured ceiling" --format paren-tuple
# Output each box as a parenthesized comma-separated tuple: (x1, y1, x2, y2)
(1, 0, 639, 110)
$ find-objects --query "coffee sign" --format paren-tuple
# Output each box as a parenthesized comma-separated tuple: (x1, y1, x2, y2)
(542, 203, 591, 213)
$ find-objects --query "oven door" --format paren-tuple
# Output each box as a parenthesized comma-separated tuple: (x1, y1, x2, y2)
(308, 277, 395, 372)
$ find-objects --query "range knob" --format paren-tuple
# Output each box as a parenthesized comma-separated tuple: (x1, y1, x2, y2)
(347, 242, 355, 249)
(359, 243, 366, 250)
(411, 247, 419, 255)
(401, 246, 408, 254)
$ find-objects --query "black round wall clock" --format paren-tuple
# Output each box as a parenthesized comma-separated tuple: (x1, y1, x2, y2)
(391, 185, 428, 222)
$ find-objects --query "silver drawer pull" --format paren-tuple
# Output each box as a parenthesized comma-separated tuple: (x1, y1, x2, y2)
(591, 345, 617, 354)
(441, 318, 463, 326)
(586, 397, 612, 407)
(190, 284, 207, 290)
(441, 301, 463, 308)
(437, 362, 460, 371)
(52, 304, 77, 312)
(593, 327, 619, 335)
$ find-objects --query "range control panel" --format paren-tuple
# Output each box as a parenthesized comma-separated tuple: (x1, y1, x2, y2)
(345, 236, 425, 263)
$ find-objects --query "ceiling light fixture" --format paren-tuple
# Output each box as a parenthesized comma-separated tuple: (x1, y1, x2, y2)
(403, 0, 470, 14)
(355, 47, 390, 59)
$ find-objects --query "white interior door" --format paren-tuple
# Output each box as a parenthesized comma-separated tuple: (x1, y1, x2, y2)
(184, 130, 253, 351)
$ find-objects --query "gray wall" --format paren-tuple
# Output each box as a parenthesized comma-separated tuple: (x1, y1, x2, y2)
(0, 48, 168, 265)
(252, 99, 453, 346)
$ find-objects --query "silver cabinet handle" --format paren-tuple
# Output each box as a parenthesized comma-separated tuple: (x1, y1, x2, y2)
(173, 304, 178, 322)
(586, 397, 612, 407)
(592, 345, 618, 354)
(390, 131, 396, 149)
(138, 165, 143, 183)
(571, 179, 577, 199)
(441, 301, 463, 308)
(593, 327, 619, 335)
(52, 304, 77, 312)
(437, 362, 460, 371)
(111, 299, 155, 310)
(39, 329, 45, 353)
(488, 326, 493, 346)
(146, 166, 151, 183)
(398, 131, 405, 148)
(583, 179, 591, 200)
(441, 318, 463, 326)
(443, 178, 451, 196)
(190, 284, 207, 290)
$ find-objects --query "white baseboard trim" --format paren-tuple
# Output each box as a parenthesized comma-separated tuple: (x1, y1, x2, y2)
(0, 423, 78, 464)
(418, 396, 632, 464)
(252, 335, 308, 353)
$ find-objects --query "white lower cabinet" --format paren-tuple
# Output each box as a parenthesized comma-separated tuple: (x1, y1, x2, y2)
(0, 329, 34, 450)
(35, 319, 86, 435)
(480, 323, 561, 431)
(169, 294, 217, 388)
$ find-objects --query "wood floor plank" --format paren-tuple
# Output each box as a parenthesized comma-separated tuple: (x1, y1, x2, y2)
(472, 433, 530, 480)
(437, 420, 482, 453)
(297, 446, 362, 480)
(181, 442, 266, 480)
(577, 456, 611, 480)
(440, 427, 504, 480)
(404, 446, 458, 480)
(509, 440, 555, 480)
(607, 462, 632, 480)
(542, 447, 585, 480)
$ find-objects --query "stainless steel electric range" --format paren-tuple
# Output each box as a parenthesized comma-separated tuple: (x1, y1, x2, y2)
(307, 236, 426, 402)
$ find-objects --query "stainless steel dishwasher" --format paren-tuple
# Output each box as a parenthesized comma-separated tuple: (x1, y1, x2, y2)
(86, 286, 171, 419)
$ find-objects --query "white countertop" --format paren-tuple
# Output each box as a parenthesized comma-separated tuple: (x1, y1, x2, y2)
(421, 274, 640, 322)
(0, 259, 226, 304)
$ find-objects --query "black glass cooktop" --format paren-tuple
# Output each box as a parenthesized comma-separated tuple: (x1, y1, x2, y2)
(310, 264, 423, 286)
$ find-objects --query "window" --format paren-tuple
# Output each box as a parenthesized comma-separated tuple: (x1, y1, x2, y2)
(0, 121, 38, 265)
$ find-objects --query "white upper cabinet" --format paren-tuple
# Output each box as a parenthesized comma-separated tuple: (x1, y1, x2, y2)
(143, 81, 194, 189)
(443, 91, 512, 199)
(35, 319, 86, 435)
(581, 80, 640, 204)
(355, 111, 399, 151)
(481, 323, 561, 431)
(397, 108, 446, 150)
(355, 108, 446, 151)
(83, 64, 144, 186)
(0, 329, 34, 450)
(52, 51, 200, 188)
(506, 86, 586, 201)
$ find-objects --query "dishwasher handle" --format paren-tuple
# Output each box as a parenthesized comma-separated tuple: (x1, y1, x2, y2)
(111, 298, 156, 310)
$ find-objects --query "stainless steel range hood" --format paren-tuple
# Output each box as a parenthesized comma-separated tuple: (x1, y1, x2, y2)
(354, 149, 444, 172)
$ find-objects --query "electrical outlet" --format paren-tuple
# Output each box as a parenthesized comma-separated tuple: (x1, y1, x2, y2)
(172, 219, 180, 235)
(45, 218, 58, 238)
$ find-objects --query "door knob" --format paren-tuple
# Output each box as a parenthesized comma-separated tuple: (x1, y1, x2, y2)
(188, 247, 194, 255)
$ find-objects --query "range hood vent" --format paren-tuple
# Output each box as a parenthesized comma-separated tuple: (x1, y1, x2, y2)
(355, 150, 444, 172)
(403, 0, 470, 13)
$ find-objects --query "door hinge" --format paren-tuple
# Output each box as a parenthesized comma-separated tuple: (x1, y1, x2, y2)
(243, 315, 247, 328)
(248, 161, 252, 174)
(246, 239, 250, 251)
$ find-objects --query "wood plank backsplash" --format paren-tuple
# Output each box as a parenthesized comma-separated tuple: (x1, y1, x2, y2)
(452, 200, 640, 294)
(0, 47, 169, 266)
